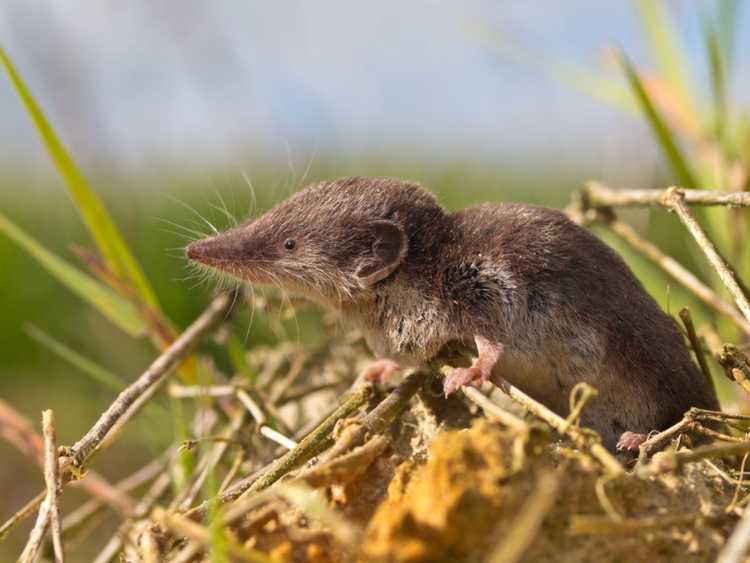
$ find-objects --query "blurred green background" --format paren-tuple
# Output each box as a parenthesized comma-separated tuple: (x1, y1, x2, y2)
(1, 1, 749, 560)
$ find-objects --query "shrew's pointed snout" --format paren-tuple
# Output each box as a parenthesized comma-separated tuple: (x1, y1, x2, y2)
(186, 234, 241, 265)
(185, 238, 212, 262)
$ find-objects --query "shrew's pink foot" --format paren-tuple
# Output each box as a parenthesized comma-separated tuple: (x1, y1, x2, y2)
(443, 335, 504, 397)
(443, 365, 491, 397)
(616, 431, 647, 452)
(360, 359, 401, 385)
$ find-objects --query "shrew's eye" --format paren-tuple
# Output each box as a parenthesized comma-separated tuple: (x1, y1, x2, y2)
(283, 238, 296, 250)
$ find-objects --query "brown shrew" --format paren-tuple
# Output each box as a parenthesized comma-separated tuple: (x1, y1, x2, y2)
(186, 177, 719, 452)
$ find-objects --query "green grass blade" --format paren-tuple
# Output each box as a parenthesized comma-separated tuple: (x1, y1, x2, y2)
(460, 20, 636, 113)
(716, 0, 740, 69)
(228, 334, 257, 384)
(620, 55, 698, 189)
(25, 324, 124, 391)
(703, 16, 728, 150)
(635, 0, 696, 116)
(25, 324, 172, 426)
(0, 212, 146, 336)
(0, 46, 159, 309)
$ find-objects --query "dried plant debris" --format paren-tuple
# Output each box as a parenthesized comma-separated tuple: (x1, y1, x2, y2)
(8, 184, 750, 562)
(127, 414, 743, 563)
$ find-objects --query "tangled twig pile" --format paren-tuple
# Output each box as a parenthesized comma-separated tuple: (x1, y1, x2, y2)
(3, 183, 750, 562)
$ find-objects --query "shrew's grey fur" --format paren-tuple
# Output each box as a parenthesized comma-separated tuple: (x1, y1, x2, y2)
(187, 177, 719, 451)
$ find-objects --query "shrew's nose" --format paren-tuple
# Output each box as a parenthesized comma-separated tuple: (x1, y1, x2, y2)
(186, 235, 236, 263)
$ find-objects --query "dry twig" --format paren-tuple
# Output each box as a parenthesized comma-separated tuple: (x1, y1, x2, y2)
(679, 308, 714, 387)
(719, 503, 750, 563)
(2, 291, 236, 544)
(185, 381, 374, 521)
(70, 290, 237, 466)
(488, 471, 559, 563)
(152, 507, 274, 563)
(19, 410, 63, 563)
(661, 187, 750, 325)
(581, 210, 750, 337)
(584, 181, 750, 209)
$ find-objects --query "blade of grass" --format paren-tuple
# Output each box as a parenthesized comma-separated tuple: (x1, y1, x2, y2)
(228, 334, 257, 384)
(620, 54, 698, 189)
(25, 324, 172, 426)
(704, 17, 728, 150)
(635, 0, 696, 117)
(25, 324, 123, 392)
(460, 19, 636, 113)
(716, 0, 740, 70)
(0, 46, 159, 310)
(0, 212, 145, 336)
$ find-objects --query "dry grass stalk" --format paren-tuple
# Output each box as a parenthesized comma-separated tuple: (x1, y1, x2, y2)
(441, 366, 624, 476)
(462, 386, 527, 432)
(584, 181, 750, 208)
(1, 291, 236, 544)
(61, 455, 165, 541)
(638, 441, 750, 478)
(0, 400, 135, 518)
(716, 503, 750, 563)
(93, 472, 173, 563)
(43, 410, 64, 563)
(69, 290, 236, 467)
(720, 345, 750, 396)
(569, 513, 707, 535)
(185, 381, 374, 522)
(582, 210, 750, 337)
(661, 187, 750, 325)
(679, 308, 714, 387)
(19, 410, 63, 563)
(151, 507, 274, 563)
(488, 471, 560, 563)
(319, 370, 425, 464)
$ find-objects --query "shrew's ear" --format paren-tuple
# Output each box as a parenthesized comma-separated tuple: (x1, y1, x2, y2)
(355, 220, 408, 287)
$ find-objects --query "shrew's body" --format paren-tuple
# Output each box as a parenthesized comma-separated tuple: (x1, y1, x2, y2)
(187, 177, 719, 451)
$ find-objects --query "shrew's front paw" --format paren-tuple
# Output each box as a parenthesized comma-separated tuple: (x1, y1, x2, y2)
(616, 431, 647, 453)
(443, 365, 491, 397)
(360, 359, 401, 385)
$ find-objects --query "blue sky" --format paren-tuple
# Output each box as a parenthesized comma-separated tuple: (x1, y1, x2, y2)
(0, 1, 747, 176)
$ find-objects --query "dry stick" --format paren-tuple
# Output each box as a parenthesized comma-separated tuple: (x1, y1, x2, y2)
(176, 375, 422, 563)
(569, 513, 706, 536)
(718, 505, 750, 563)
(0, 492, 45, 543)
(678, 308, 714, 387)
(661, 187, 750, 325)
(151, 507, 274, 563)
(488, 472, 560, 563)
(173, 412, 248, 512)
(0, 400, 134, 518)
(636, 409, 748, 463)
(1, 292, 234, 543)
(43, 411, 64, 563)
(584, 181, 750, 208)
(185, 382, 374, 521)
(61, 455, 165, 540)
(93, 472, 174, 563)
(70, 290, 236, 466)
(637, 441, 750, 478)
(319, 370, 425, 464)
(588, 212, 750, 338)
(296, 435, 390, 488)
(168, 384, 237, 398)
(443, 368, 624, 476)
(236, 389, 297, 450)
(719, 345, 750, 396)
(462, 387, 528, 432)
(19, 410, 62, 563)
